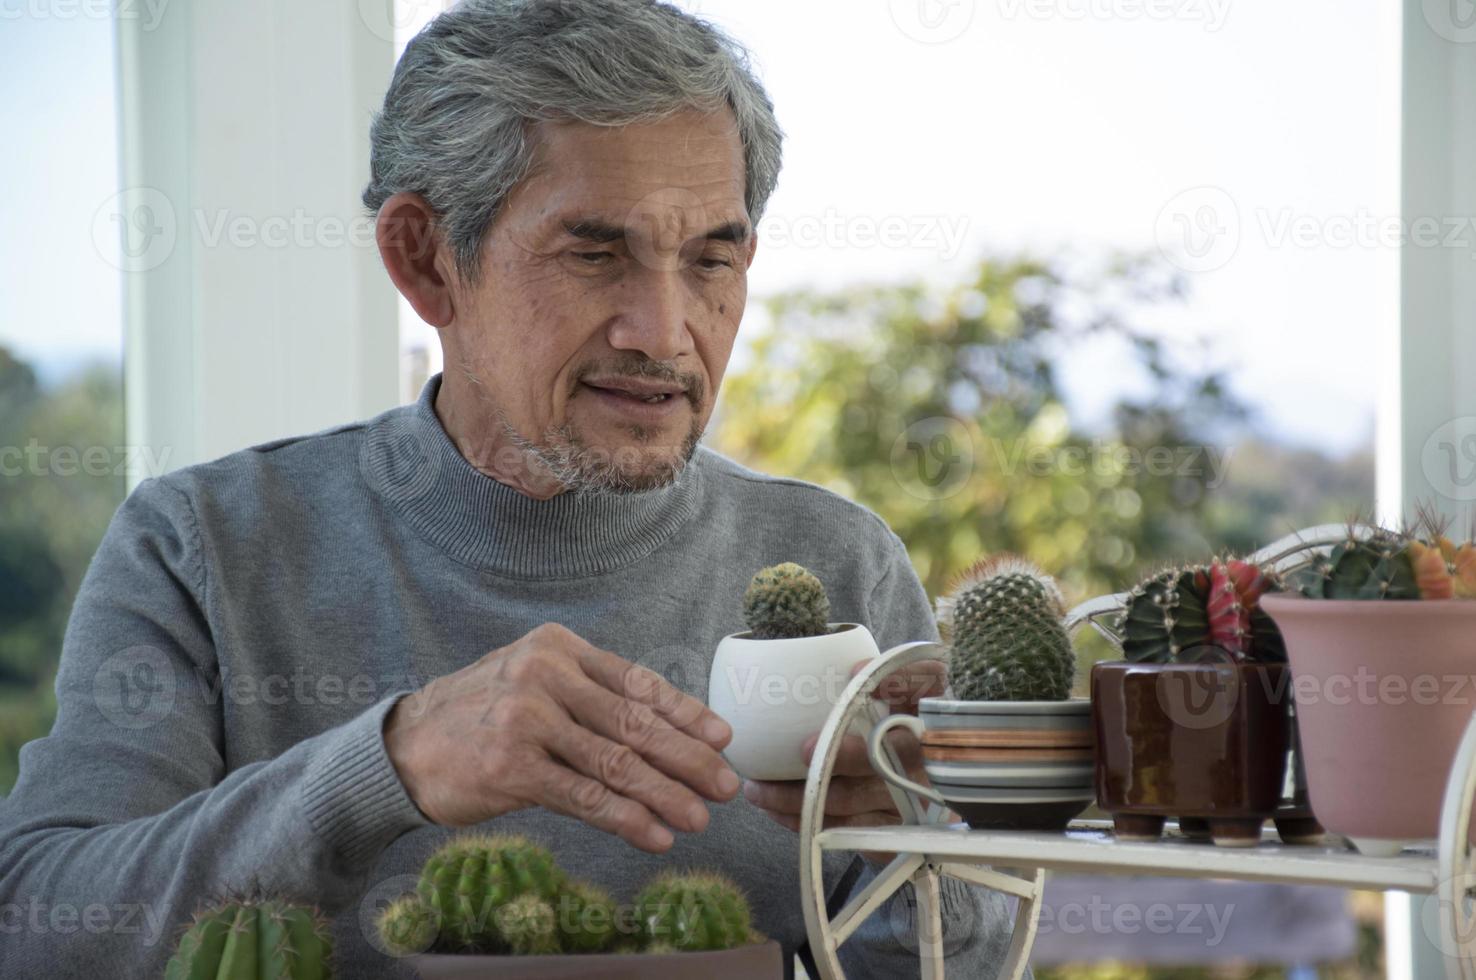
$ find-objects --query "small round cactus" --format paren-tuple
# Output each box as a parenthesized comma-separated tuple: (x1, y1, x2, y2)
(165, 897, 332, 980)
(497, 895, 560, 956)
(743, 562, 831, 640)
(634, 871, 758, 952)
(377, 895, 439, 956)
(416, 834, 566, 951)
(555, 880, 618, 954)
(937, 554, 1075, 701)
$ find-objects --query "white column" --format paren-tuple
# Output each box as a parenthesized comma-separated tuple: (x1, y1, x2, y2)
(116, 1, 399, 488)
(1387, 4, 1476, 979)
(1393, 0, 1476, 526)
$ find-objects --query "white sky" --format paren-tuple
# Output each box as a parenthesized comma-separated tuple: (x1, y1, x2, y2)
(1, 1, 1397, 453)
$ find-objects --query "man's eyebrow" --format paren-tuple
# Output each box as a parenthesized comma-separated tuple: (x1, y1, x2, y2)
(560, 218, 752, 245)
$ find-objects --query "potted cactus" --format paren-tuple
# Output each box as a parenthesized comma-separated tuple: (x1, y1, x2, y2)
(1262, 523, 1476, 855)
(378, 834, 781, 978)
(707, 563, 883, 780)
(165, 894, 334, 979)
(869, 555, 1094, 831)
(1091, 557, 1305, 847)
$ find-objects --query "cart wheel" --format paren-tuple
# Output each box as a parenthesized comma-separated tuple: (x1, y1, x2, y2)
(1437, 709, 1476, 980)
(799, 641, 1046, 979)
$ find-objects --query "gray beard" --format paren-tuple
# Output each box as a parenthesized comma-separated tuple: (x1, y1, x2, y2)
(498, 412, 705, 495)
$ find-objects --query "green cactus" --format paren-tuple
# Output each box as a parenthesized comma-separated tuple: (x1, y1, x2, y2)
(743, 562, 831, 639)
(634, 871, 758, 952)
(416, 834, 566, 951)
(1119, 559, 1286, 664)
(497, 895, 560, 956)
(1119, 566, 1212, 663)
(376, 895, 439, 957)
(555, 880, 618, 954)
(1294, 530, 1422, 600)
(937, 554, 1076, 701)
(165, 897, 332, 980)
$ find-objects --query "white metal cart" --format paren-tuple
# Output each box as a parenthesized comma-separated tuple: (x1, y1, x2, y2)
(798, 526, 1476, 979)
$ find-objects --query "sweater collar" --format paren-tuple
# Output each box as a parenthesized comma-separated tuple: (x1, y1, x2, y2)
(361, 373, 705, 579)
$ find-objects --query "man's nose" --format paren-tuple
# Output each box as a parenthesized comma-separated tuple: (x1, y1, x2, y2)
(606, 269, 693, 363)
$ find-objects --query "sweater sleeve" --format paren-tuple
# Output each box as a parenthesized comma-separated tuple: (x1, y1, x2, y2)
(0, 476, 430, 975)
(835, 529, 1030, 980)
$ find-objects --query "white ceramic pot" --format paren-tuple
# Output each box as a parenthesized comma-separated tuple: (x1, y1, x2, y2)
(707, 623, 881, 781)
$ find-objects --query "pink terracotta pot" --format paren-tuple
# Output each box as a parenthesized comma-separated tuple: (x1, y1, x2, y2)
(1261, 594, 1476, 855)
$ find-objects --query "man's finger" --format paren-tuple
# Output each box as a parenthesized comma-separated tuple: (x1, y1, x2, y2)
(535, 758, 675, 853)
(744, 776, 897, 818)
(545, 722, 713, 834)
(803, 730, 924, 778)
(851, 658, 947, 708)
(760, 810, 903, 835)
(559, 676, 741, 803)
(577, 645, 732, 748)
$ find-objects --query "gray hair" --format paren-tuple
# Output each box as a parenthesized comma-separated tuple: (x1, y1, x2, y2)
(362, 0, 785, 282)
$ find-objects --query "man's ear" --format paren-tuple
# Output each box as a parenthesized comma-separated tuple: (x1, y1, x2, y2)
(375, 191, 456, 328)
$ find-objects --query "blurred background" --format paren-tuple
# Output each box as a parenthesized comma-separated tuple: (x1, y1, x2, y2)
(4, 0, 1473, 976)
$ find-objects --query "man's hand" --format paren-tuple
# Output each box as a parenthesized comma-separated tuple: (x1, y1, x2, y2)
(740, 658, 947, 861)
(384, 622, 741, 853)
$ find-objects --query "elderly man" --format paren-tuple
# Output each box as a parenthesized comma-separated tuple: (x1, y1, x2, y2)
(0, 1, 1019, 976)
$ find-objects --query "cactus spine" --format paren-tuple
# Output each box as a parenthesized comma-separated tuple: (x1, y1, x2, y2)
(1120, 559, 1285, 663)
(743, 562, 830, 639)
(377, 895, 439, 957)
(634, 871, 757, 952)
(165, 898, 332, 980)
(555, 880, 618, 954)
(379, 834, 764, 958)
(936, 554, 1075, 701)
(1296, 526, 1476, 601)
(415, 834, 566, 951)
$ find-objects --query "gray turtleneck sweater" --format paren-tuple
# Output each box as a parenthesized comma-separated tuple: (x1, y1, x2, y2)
(0, 374, 1017, 978)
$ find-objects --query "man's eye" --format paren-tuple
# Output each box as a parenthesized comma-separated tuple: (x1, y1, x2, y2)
(573, 251, 614, 264)
(697, 256, 733, 270)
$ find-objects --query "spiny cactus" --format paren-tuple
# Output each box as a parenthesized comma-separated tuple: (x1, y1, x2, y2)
(416, 834, 566, 951)
(497, 895, 560, 956)
(555, 880, 618, 954)
(743, 562, 831, 639)
(1120, 558, 1286, 663)
(165, 897, 332, 980)
(377, 895, 439, 957)
(936, 554, 1075, 701)
(1297, 530, 1420, 600)
(634, 871, 759, 952)
(1295, 525, 1476, 600)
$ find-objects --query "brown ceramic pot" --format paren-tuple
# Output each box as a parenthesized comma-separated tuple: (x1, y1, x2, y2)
(407, 941, 783, 979)
(1092, 660, 1291, 846)
(1262, 595, 1476, 856)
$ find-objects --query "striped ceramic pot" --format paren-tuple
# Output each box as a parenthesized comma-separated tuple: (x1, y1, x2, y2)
(869, 698, 1094, 831)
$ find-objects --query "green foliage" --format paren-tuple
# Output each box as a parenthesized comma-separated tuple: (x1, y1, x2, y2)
(0, 347, 124, 795)
(742, 562, 830, 639)
(938, 554, 1075, 700)
(710, 254, 1254, 602)
(165, 898, 332, 980)
(634, 871, 757, 952)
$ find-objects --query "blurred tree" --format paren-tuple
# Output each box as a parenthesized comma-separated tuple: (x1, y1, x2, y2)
(0, 346, 123, 794)
(711, 253, 1252, 603)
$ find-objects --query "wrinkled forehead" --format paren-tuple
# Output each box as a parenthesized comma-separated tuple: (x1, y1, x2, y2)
(510, 111, 751, 248)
